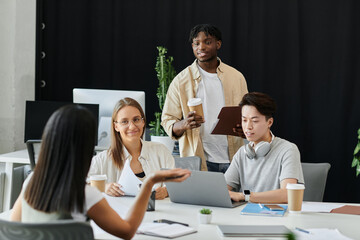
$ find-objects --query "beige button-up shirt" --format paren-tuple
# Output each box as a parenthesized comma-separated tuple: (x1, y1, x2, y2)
(161, 59, 248, 170)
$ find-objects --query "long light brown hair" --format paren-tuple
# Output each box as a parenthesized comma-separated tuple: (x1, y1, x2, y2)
(109, 97, 146, 169)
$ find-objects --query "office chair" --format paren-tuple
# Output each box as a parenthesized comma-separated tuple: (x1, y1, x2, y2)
(7, 140, 40, 209)
(10, 165, 31, 209)
(301, 162, 331, 202)
(7, 140, 41, 208)
(26, 140, 42, 170)
(0, 219, 94, 240)
(174, 156, 201, 171)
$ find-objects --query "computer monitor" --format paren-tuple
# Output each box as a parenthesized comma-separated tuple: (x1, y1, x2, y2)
(73, 88, 146, 148)
(24, 101, 99, 144)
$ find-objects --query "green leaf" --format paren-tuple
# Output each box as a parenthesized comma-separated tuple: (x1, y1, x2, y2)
(149, 112, 168, 136)
(354, 143, 360, 155)
(200, 208, 212, 214)
(286, 232, 296, 240)
(352, 128, 360, 177)
(352, 156, 359, 168)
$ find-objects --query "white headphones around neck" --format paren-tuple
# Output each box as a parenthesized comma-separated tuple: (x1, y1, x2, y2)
(244, 132, 275, 159)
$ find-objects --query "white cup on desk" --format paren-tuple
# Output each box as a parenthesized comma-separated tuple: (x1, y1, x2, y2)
(90, 175, 107, 192)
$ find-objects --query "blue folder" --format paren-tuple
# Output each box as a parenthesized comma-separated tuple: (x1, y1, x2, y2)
(240, 203, 288, 217)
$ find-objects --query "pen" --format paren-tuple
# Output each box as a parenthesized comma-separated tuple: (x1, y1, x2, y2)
(295, 227, 310, 234)
(258, 203, 263, 208)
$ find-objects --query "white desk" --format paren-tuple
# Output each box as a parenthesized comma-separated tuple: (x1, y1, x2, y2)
(0, 149, 30, 211)
(0, 197, 357, 239)
(94, 197, 359, 240)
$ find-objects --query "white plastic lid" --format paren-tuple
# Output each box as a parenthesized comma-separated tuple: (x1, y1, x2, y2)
(89, 175, 107, 181)
(286, 183, 305, 190)
(187, 98, 202, 106)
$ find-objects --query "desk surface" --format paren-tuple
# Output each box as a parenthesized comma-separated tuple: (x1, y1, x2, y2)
(0, 148, 104, 164)
(94, 197, 358, 240)
(0, 149, 30, 164)
(0, 150, 357, 239)
(0, 197, 357, 240)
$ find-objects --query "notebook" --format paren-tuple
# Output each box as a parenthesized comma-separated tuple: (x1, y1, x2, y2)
(137, 223, 197, 239)
(166, 170, 246, 208)
(217, 225, 291, 237)
(240, 203, 288, 217)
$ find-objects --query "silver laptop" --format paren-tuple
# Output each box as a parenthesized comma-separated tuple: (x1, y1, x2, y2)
(166, 171, 246, 208)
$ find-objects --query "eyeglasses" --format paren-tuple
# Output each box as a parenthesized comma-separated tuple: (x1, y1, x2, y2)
(114, 117, 144, 128)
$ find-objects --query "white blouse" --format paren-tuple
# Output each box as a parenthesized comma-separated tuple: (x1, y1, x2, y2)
(21, 173, 103, 222)
(88, 140, 175, 187)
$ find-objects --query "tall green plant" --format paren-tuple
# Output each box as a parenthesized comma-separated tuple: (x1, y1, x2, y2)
(149, 46, 176, 136)
(351, 128, 360, 177)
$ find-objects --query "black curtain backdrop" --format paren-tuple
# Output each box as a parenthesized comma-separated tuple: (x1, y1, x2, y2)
(35, 0, 360, 202)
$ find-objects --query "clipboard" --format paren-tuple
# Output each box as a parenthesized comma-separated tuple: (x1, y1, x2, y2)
(211, 106, 243, 137)
(330, 205, 360, 215)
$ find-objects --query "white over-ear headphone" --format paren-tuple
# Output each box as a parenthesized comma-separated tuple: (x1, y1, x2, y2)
(245, 132, 275, 159)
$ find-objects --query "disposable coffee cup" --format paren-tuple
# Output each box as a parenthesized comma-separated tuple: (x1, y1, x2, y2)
(90, 175, 107, 192)
(187, 98, 204, 119)
(286, 183, 305, 213)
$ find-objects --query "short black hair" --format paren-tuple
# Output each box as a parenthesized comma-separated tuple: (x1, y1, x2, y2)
(239, 92, 277, 120)
(189, 24, 222, 43)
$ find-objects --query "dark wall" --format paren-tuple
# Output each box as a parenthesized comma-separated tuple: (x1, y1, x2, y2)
(35, 0, 360, 202)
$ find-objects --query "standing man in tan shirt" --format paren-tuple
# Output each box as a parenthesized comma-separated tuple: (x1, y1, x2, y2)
(161, 24, 248, 172)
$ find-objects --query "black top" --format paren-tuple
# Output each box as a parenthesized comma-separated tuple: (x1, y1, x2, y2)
(135, 171, 146, 178)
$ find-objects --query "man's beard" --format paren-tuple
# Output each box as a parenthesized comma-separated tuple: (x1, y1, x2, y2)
(197, 54, 216, 63)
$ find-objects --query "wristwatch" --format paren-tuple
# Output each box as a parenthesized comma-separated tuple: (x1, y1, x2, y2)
(243, 190, 251, 202)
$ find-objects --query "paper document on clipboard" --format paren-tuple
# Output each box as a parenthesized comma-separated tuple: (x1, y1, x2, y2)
(211, 106, 242, 136)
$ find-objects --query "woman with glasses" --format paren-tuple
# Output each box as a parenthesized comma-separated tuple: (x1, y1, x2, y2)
(11, 105, 190, 239)
(89, 97, 175, 199)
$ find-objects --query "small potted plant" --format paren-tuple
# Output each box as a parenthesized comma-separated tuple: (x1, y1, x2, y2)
(351, 128, 360, 176)
(198, 208, 212, 224)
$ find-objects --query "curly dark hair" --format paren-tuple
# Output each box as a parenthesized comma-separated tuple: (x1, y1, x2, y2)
(189, 24, 222, 43)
